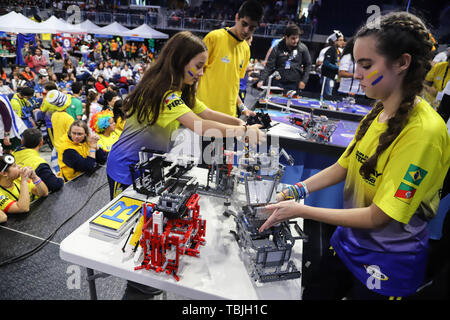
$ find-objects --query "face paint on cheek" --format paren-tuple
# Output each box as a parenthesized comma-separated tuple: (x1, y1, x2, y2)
(187, 67, 197, 78)
(367, 70, 379, 79)
(371, 75, 384, 86)
(367, 69, 383, 86)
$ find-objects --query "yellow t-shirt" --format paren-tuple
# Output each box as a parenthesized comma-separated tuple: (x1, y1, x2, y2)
(13, 148, 47, 171)
(196, 28, 250, 117)
(10, 94, 30, 118)
(338, 97, 449, 224)
(0, 179, 36, 212)
(98, 130, 120, 152)
(424, 61, 450, 105)
(115, 116, 125, 132)
(106, 90, 207, 185)
(51, 111, 74, 154)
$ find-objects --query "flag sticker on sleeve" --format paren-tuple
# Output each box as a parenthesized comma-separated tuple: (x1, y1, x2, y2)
(403, 164, 428, 186)
(394, 182, 417, 204)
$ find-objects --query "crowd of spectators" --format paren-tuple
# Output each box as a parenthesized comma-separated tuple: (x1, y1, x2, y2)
(0, 34, 156, 211)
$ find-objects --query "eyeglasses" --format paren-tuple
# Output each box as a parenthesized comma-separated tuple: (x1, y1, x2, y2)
(71, 131, 86, 136)
(1, 154, 15, 172)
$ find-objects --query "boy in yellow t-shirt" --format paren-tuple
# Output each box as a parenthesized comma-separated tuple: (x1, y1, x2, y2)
(45, 90, 74, 154)
(423, 60, 449, 107)
(196, 0, 263, 118)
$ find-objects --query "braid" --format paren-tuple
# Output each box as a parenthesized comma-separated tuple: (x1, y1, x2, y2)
(348, 12, 434, 179)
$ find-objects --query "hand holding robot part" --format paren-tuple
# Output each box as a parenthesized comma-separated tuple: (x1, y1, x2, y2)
(244, 123, 267, 147)
(258, 200, 302, 232)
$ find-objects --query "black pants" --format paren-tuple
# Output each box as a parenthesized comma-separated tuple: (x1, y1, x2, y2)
(303, 245, 404, 300)
(107, 174, 129, 200)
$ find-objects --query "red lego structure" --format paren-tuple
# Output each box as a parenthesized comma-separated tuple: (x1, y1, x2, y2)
(134, 194, 206, 281)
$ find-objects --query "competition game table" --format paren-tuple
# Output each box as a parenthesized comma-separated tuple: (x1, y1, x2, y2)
(259, 104, 363, 209)
(60, 166, 304, 300)
(258, 93, 373, 122)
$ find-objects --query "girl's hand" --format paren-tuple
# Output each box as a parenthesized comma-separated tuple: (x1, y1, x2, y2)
(245, 124, 266, 146)
(258, 200, 302, 232)
(20, 167, 33, 179)
(87, 134, 100, 148)
(276, 189, 293, 202)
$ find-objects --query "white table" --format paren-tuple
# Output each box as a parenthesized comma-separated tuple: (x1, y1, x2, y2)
(60, 167, 304, 300)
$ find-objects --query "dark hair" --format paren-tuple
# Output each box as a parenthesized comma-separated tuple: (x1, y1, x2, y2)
(71, 81, 83, 94)
(113, 98, 124, 123)
(122, 31, 207, 125)
(0, 155, 15, 174)
(103, 90, 117, 105)
(19, 86, 34, 97)
(55, 52, 62, 60)
(238, 0, 264, 22)
(346, 11, 434, 180)
(44, 81, 58, 92)
(284, 24, 301, 37)
(85, 90, 98, 119)
(22, 128, 43, 149)
(342, 37, 355, 58)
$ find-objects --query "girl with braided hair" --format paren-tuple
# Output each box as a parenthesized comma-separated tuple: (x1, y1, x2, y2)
(259, 12, 449, 299)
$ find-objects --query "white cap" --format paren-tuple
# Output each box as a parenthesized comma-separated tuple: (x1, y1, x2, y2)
(39, 68, 48, 77)
(46, 90, 69, 110)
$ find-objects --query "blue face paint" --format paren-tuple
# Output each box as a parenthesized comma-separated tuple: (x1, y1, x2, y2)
(371, 75, 383, 86)
(187, 67, 197, 78)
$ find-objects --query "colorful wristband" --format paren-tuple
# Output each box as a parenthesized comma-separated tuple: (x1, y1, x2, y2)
(33, 178, 42, 185)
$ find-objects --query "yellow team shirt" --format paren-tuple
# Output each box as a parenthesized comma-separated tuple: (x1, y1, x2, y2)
(338, 97, 449, 224)
(10, 94, 30, 118)
(51, 111, 74, 154)
(98, 130, 120, 152)
(424, 61, 450, 105)
(13, 148, 47, 171)
(115, 116, 125, 132)
(197, 28, 250, 117)
(0, 179, 37, 212)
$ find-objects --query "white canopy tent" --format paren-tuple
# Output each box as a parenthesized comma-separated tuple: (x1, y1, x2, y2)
(94, 21, 131, 36)
(39, 15, 86, 34)
(124, 23, 168, 39)
(0, 11, 44, 34)
(71, 19, 101, 34)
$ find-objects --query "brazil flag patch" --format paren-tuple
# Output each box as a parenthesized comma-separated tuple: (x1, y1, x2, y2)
(403, 164, 427, 186)
(394, 182, 417, 204)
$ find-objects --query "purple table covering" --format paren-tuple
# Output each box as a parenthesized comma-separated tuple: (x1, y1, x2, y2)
(269, 95, 372, 116)
(266, 109, 359, 148)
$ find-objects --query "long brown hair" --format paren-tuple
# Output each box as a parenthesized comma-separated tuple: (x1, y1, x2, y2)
(122, 31, 207, 125)
(346, 12, 434, 179)
(85, 90, 99, 120)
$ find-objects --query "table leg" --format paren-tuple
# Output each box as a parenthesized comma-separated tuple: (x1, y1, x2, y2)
(86, 268, 98, 300)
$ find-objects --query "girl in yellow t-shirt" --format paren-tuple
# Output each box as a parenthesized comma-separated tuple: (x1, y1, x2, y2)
(259, 12, 449, 300)
(0, 154, 49, 222)
(89, 110, 120, 153)
(106, 31, 266, 200)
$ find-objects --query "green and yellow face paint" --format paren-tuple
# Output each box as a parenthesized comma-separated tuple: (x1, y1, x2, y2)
(367, 69, 383, 86)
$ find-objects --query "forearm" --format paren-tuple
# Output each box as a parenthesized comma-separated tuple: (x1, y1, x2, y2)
(302, 162, 347, 193)
(300, 203, 390, 229)
(17, 180, 31, 212)
(338, 70, 354, 78)
(193, 119, 245, 137)
(32, 178, 49, 197)
(198, 108, 243, 126)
